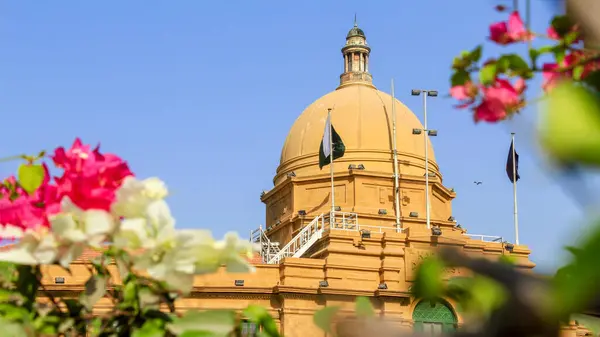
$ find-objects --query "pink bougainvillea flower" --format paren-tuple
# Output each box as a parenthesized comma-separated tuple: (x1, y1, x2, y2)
(450, 81, 479, 108)
(489, 11, 532, 45)
(540, 50, 596, 92)
(52, 138, 133, 212)
(473, 78, 525, 123)
(0, 164, 61, 234)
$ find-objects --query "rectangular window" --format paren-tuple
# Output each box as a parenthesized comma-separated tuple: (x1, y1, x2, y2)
(241, 321, 258, 337)
(423, 322, 443, 336)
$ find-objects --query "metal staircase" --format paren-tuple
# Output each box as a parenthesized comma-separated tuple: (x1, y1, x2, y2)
(251, 212, 359, 264)
(250, 225, 281, 263)
(267, 213, 327, 264)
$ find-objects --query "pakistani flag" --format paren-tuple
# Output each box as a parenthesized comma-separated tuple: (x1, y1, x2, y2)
(319, 113, 345, 169)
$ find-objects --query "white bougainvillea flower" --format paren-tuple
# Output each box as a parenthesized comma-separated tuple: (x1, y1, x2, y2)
(135, 230, 209, 293)
(0, 227, 62, 266)
(114, 199, 175, 250)
(111, 176, 168, 219)
(52, 197, 116, 248)
(193, 231, 258, 274)
(214, 232, 258, 273)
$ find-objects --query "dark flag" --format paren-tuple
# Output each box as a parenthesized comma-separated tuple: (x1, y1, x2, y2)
(318, 114, 346, 169)
(506, 140, 520, 183)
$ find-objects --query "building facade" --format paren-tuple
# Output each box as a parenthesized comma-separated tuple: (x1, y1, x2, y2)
(39, 22, 589, 337)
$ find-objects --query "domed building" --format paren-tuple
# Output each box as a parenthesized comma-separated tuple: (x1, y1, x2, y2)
(39, 21, 589, 337)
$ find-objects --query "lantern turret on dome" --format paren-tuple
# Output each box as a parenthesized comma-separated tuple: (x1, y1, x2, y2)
(339, 17, 373, 89)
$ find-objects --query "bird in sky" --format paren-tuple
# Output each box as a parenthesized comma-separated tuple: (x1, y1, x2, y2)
(474, 181, 483, 185)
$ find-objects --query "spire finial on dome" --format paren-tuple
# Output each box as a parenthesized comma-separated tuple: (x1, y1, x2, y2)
(338, 20, 374, 89)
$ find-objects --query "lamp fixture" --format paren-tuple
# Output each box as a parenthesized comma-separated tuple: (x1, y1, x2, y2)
(431, 227, 442, 236)
(235, 280, 245, 287)
(409, 212, 419, 218)
(378, 209, 387, 215)
(55, 277, 65, 284)
(357, 164, 365, 170)
(378, 283, 388, 290)
(348, 164, 357, 170)
(334, 206, 341, 212)
(360, 230, 371, 239)
(448, 216, 455, 222)
(287, 171, 296, 178)
(319, 280, 329, 288)
(504, 242, 515, 252)
(298, 210, 307, 216)
(427, 130, 438, 136)
(412, 128, 422, 135)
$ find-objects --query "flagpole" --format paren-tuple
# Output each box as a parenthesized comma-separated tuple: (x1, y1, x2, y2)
(511, 132, 520, 245)
(423, 93, 431, 230)
(328, 108, 335, 215)
(391, 79, 401, 232)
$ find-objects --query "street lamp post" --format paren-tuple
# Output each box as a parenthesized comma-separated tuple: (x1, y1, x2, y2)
(411, 89, 438, 230)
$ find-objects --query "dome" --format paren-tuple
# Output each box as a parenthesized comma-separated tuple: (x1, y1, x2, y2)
(347, 26, 365, 38)
(275, 84, 438, 185)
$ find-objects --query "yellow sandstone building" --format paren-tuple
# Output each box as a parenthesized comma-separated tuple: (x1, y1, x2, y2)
(40, 22, 588, 337)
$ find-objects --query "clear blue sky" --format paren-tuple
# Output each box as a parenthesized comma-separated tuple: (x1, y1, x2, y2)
(0, 1, 582, 271)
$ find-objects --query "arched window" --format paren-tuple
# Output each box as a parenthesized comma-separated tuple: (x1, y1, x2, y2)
(412, 300, 457, 336)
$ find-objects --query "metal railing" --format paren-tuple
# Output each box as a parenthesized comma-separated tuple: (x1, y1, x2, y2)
(266, 213, 327, 264)
(252, 212, 510, 264)
(324, 211, 359, 230)
(250, 225, 280, 263)
(464, 234, 503, 243)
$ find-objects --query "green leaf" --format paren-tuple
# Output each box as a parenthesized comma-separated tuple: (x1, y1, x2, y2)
(16, 164, 45, 195)
(564, 31, 580, 45)
(572, 314, 600, 336)
(551, 216, 600, 317)
(411, 256, 445, 301)
(540, 82, 600, 167)
(551, 15, 573, 38)
(450, 70, 470, 87)
(583, 71, 600, 93)
(123, 281, 137, 305)
(468, 45, 482, 63)
(132, 319, 166, 337)
(446, 276, 506, 318)
(355, 297, 375, 318)
(553, 46, 567, 65)
(565, 246, 584, 257)
(0, 317, 29, 337)
(479, 63, 497, 85)
(243, 305, 280, 337)
(0, 302, 31, 322)
(574, 65, 586, 81)
(167, 310, 235, 336)
(79, 275, 107, 311)
(313, 306, 340, 334)
(498, 54, 530, 73)
(498, 255, 517, 265)
(529, 49, 540, 68)
(179, 331, 218, 337)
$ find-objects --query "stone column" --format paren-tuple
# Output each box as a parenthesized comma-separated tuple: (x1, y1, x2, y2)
(344, 54, 348, 72)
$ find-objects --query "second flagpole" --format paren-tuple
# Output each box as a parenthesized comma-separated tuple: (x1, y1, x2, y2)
(511, 132, 520, 245)
(329, 108, 335, 215)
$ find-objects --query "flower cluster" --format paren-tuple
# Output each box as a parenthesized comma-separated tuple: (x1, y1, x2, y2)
(448, 9, 597, 123)
(0, 138, 257, 293)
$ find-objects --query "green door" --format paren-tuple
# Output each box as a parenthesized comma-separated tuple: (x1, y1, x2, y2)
(412, 301, 457, 336)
